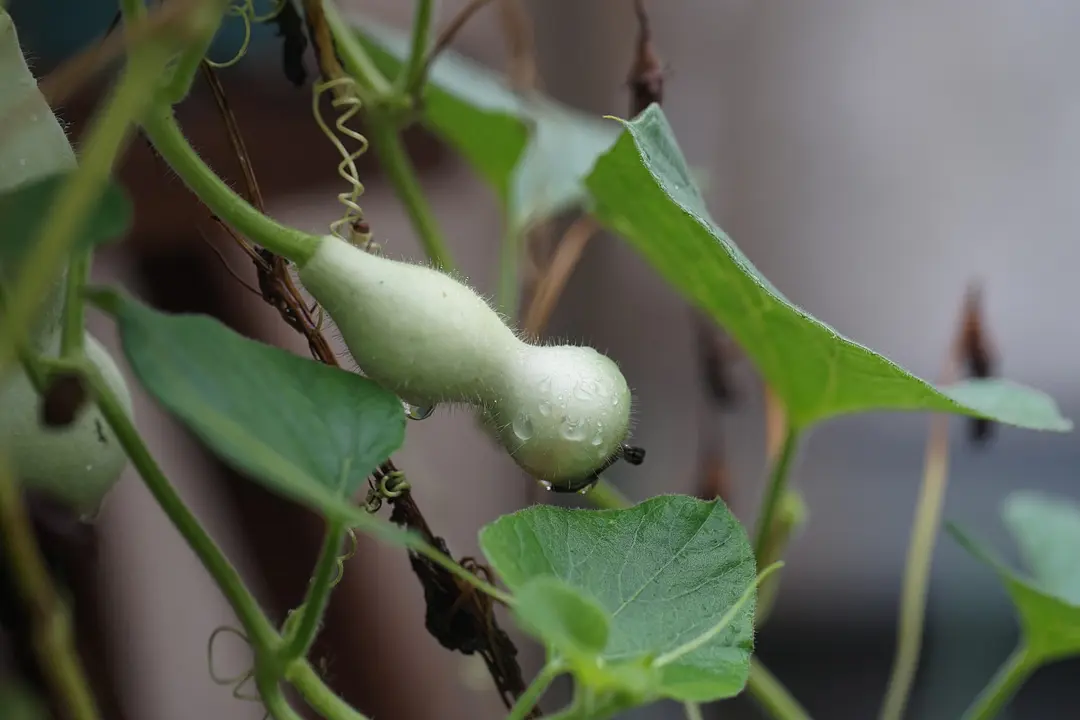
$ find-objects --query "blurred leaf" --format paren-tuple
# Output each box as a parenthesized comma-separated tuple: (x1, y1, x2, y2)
(352, 15, 618, 230)
(90, 289, 405, 522)
(514, 575, 610, 662)
(480, 494, 756, 702)
(585, 104, 1072, 431)
(0, 681, 47, 720)
(0, 173, 131, 272)
(948, 491, 1080, 661)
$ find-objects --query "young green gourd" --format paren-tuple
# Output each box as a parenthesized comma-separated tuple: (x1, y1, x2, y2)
(0, 9, 134, 514)
(298, 234, 643, 491)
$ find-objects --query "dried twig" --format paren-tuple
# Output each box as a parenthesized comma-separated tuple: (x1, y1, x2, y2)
(416, 0, 498, 87)
(957, 282, 997, 445)
(522, 216, 598, 337)
(628, 0, 663, 115)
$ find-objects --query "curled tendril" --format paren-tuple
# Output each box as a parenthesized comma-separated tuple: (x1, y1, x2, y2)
(205, 0, 288, 69)
(363, 470, 411, 513)
(311, 76, 373, 248)
(329, 529, 359, 589)
(206, 625, 264, 707)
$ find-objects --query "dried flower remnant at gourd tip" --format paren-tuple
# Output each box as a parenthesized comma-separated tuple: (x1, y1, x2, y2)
(297, 234, 645, 491)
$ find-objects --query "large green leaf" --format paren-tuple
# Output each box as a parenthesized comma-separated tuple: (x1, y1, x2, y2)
(480, 494, 757, 702)
(513, 575, 611, 662)
(351, 15, 618, 231)
(90, 289, 405, 522)
(948, 491, 1080, 662)
(585, 104, 1072, 431)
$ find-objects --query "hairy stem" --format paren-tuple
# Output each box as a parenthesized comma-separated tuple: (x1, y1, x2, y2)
(78, 360, 279, 651)
(59, 250, 89, 357)
(400, 0, 435, 94)
(281, 519, 347, 661)
(139, 111, 319, 264)
(683, 702, 704, 720)
(584, 479, 633, 510)
(285, 659, 371, 720)
(961, 645, 1036, 720)
(0, 456, 101, 720)
(746, 660, 812, 720)
(507, 661, 562, 720)
(752, 425, 800, 563)
(322, 0, 392, 96)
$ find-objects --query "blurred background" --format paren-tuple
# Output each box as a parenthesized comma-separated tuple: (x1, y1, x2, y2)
(2, 0, 1079, 718)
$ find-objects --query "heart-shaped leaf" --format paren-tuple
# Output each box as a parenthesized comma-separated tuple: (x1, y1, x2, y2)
(585, 104, 1072, 432)
(351, 14, 618, 231)
(90, 289, 405, 522)
(513, 575, 611, 664)
(480, 494, 757, 702)
(948, 491, 1080, 662)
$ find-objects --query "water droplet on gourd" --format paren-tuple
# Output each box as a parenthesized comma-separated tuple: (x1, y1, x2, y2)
(405, 403, 434, 420)
(512, 413, 535, 441)
(574, 380, 599, 401)
(538, 399, 552, 416)
(538, 480, 554, 492)
(538, 377, 552, 393)
(560, 417, 588, 441)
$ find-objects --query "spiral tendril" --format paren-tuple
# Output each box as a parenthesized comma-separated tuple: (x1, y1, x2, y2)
(205, 0, 287, 69)
(311, 76, 374, 248)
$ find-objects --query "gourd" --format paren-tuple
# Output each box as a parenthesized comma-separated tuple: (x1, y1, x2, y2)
(298, 234, 642, 491)
(0, 9, 134, 515)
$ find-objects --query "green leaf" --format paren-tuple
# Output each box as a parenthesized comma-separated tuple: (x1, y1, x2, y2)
(585, 104, 1072, 432)
(0, 173, 132, 272)
(480, 494, 757, 702)
(948, 491, 1080, 662)
(514, 575, 611, 662)
(352, 16, 618, 230)
(90, 289, 405, 522)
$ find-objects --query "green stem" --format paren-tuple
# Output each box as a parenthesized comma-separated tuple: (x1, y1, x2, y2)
(162, 2, 227, 104)
(76, 359, 279, 652)
(584, 479, 632, 510)
(285, 660, 370, 720)
(258, 673, 313, 720)
(59, 250, 89, 358)
(363, 117, 454, 271)
(139, 111, 319, 264)
(961, 645, 1036, 720)
(746, 659, 812, 720)
(683, 702, 704, 720)
(322, 0, 392, 96)
(0, 457, 101, 720)
(507, 662, 562, 720)
(498, 224, 522, 320)
(879, 414, 952, 720)
(399, 0, 435, 94)
(281, 519, 346, 661)
(752, 425, 800, 564)
(0, 31, 175, 377)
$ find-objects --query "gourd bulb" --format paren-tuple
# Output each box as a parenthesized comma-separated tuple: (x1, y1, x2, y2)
(298, 235, 636, 489)
(0, 332, 134, 514)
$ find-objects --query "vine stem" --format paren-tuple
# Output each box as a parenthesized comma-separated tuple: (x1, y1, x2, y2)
(0, 456, 101, 720)
(752, 425, 800, 563)
(747, 660, 812, 720)
(78, 360, 278, 651)
(59, 249, 89, 357)
(507, 661, 562, 720)
(74, 355, 370, 719)
(961, 645, 1036, 720)
(584, 478, 633, 510)
(683, 702, 704, 720)
(400, 0, 435, 94)
(281, 518, 347, 661)
(139, 111, 320, 264)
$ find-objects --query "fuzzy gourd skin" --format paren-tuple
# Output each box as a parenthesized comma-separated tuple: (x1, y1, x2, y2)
(0, 332, 134, 515)
(298, 235, 634, 488)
